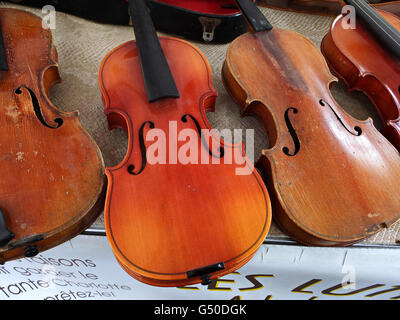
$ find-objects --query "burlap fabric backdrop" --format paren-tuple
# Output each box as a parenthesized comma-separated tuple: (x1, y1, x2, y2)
(1, 2, 399, 245)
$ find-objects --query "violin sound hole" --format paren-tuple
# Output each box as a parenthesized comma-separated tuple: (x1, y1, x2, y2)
(282, 107, 300, 156)
(319, 99, 362, 136)
(16, 86, 63, 129)
(181, 114, 224, 159)
(128, 121, 155, 175)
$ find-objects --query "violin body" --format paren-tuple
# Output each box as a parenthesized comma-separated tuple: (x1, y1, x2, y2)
(0, 9, 105, 263)
(223, 26, 400, 246)
(99, 36, 271, 286)
(321, 9, 400, 151)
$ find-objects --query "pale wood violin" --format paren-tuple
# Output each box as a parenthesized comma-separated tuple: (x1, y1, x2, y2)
(223, 0, 400, 246)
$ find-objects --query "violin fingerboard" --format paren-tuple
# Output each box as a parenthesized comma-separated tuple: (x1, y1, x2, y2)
(128, 0, 179, 102)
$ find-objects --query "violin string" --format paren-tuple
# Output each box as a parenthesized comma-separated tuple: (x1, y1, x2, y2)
(355, 0, 400, 43)
(348, 0, 400, 48)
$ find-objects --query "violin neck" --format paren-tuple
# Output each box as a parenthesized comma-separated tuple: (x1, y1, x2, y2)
(234, 0, 273, 33)
(128, 0, 179, 102)
(344, 0, 400, 59)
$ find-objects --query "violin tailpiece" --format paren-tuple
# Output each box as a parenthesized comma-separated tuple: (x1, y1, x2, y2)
(186, 262, 226, 284)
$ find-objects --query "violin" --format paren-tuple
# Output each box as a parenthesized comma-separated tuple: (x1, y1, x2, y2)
(0, 9, 105, 263)
(222, 0, 400, 246)
(321, 0, 400, 152)
(99, 0, 271, 287)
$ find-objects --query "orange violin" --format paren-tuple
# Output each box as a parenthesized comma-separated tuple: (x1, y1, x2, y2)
(99, 0, 271, 286)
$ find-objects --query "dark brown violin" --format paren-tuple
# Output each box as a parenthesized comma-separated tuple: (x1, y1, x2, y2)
(223, 0, 400, 246)
(99, 0, 271, 286)
(321, 0, 400, 151)
(0, 9, 105, 263)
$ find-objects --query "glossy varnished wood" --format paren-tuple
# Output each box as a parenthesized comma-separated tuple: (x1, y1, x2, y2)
(321, 9, 400, 151)
(99, 37, 271, 286)
(223, 27, 400, 246)
(0, 9, 105, 262)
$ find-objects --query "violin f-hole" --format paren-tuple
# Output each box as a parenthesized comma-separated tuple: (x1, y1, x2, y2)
(282, 107, 300, 156)
(15, 86, 63, 129)
(319, 99, 362, 136)
(127, 120, 155, 175)
(181, 114, 225, 159)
